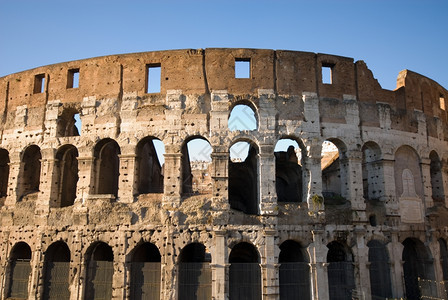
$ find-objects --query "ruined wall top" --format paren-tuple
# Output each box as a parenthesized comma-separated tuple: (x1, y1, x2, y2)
(0, 48, 446, 121)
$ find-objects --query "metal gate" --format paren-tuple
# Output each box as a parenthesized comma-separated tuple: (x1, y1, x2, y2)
(279, 262, 311, 300)
(8, 259, 31, 299)
(327, 262, 355, 300)
(178, 263, 211, 300)
(43, 261, 70, 299)
(85, 261, 114, 300)
(130, 262, 161, 300)
(229, 263, 261, 300)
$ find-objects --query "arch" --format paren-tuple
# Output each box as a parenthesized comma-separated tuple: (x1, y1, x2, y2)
(229, 242, 261, 300)
(322, 139, 348, 204)
(55, 145, 79, 207)
(429, 151, 445, 204)
(278, 240, 311, 299)
(229, 140, 259, 214)
(228, 101, 258, 131)
(0, 148, 10, 198)
(367, 240, 392, 299)
(94, 139, 120, 196)
(362, 141, 384, 201)
(181, 136, 212, 196)
(275, 138, 304, 203)
(43, 241, 71, 299)
(326, 241, 355, 300)
(85, 242, 114, 299)
(19, 144, 41, 199)
(402, 238, 436, 299)
(6, 242, 32, 299)
(136, 137, 164, 194)
(130, 242, 161, 300)
(57, 107, 80, 137)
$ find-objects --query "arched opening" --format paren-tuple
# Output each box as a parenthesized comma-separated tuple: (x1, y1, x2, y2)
(367, 240, 392, 299)
(178, 243, 211, 300)
(19, 145, 41, 199)
(322, 140, 347, 204)
(439, 239, 448, 281)
(85, 242, 114, 300)
(0, 148, 10, 198)
(55, 145, 78, 207)
(181, 137, 212, 196)
(229, 141, 259, 214)
(278, 240, 310, 299)
(327, 241, 355, 300)
(274, 139, 304, 203)
(429, 151, 445, 204)
(402, 238, 436, 299)
(228, 103, 258, 131)
(57, 107, 80, 137)
(136, 137, 165, 194)
(229, 242, 261, 300)
(6, 242, 32, 299)
(130, 242, 161, 300)
(362, 142, 383, 201)
(94, 139, 120, 196)
(43, 241, 71, 299)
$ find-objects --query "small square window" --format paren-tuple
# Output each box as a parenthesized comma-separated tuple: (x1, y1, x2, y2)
(440, 95, 445, 111)
(146, 64, 161, 93)
(34, 74, 45, 94)
(322, 63, 334, 84)
(235, 59, 251, 78)
(67, 69, 80, 89)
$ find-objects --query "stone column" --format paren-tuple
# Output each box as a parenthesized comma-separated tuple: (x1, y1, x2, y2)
(387, 231, 404, 298)
(352, 227, 371, 299)
(345, 151, 367, 222)
(70, 231, 83, 300)
(308, 230, 329, 300)
(421, 158, 434, 208)
(212, 230, 227, 300)
(162, 150, 182, 208)
(112, 232, 127, 300)
(210, 149, 230, 212)
(303, 141, 324, 212)
(442, 162, 448, 207)
(259, 146, 277, 216)
(262, 229, 278, 299)
(118, 153, 137, 203)
(29, 234, 43, 300)
(428, 236, 444, 298)
(76, 155, 94, 201)
(35, 149, 56, 225)
(382, 157, 399, 216)
(4, 151, 21, 206)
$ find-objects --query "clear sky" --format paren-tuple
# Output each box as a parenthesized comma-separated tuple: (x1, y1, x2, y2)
(0, 0, 447, 91)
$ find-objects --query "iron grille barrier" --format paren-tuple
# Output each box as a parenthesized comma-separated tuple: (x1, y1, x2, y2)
(178, 262, 212, 300)
(130, 262, 161, 300)
(8, 259, 31, 299)
(85, 261, 114, 300)
(43, 261, 70, 299)
(418, 278, 445, 300)
(279, 262, 311, 300)
(327, 261, 355, 300)
(229, 263, 261, 300)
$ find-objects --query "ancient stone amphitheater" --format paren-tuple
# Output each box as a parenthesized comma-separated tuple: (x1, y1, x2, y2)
(0, 48, 447, 300)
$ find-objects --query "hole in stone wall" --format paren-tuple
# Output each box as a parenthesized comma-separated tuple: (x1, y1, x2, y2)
(235, 58, 250, 78)
(440, 95, 446, 111)
(146, 64, 161, 93)
(137, 137, 165, 194)
(0, 149, 10, 198)
(57, 108, 81, 137)
(322, 63, 333, 84)
(182, 138, 212, 196)
(20, 145, 42, 199)
(321, 140, 344, 204)
(94, 139, 120, 196)
(34, 74, 45, 94)
(67, 69, 79, 89)
(228, 104, 257, 131)
(56, 145, 79, 207)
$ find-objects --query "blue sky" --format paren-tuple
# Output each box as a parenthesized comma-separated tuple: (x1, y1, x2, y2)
(1, 0, 447, 90)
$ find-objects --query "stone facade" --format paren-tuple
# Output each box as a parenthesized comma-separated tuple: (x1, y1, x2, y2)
(0, 48, 447, 299)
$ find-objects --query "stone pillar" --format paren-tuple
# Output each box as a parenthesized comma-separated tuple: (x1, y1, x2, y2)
(118, 152, 137, 204)
(382, 157, 399, 216)
(387, 231, 404, 298)
(212, 230, 227, 300)
(308, 230, 329, 300)
(5, 151, 21, 206)
(303, 141, 324, 212)
(29, 235, 43, 300)
(442, 162, 448, 207)
(70, 231, 83, 300)
(76, 155, 94, 202)
(162, 150, 182, 208)
(210, 90, 229, 132)
(352, 228, 371, 299)
(346, 150, 367, 222)
(43, 100, 61, 138)
(210, 149, 229, 211)
(112, 232, 127, 300)
(262, 229, 278, 299)
(421, 158, 435, 208)
(428, 235, 444, 298)
(35, 149, 56, 224)
(259, 145, 277, 216)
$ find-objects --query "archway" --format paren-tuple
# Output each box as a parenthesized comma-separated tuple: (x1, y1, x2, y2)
(130, 242, 161, 300)
(94, 139, 120, 196)
(181, 137, 212, 196)
(0, 148, 9, 198)
(43, 241, 71, 299)
(85, 242, 114, 299)
(6, 242, 32, 299)
(20, 145, 41, 199)
(136, 137, 164, 194)
(367, 240, 392, 299)
(55, 145, 78, 207)
(327, 241, 355, 300)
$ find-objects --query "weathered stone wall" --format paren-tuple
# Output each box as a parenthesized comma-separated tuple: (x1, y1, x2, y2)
(0, 48, 447, 300)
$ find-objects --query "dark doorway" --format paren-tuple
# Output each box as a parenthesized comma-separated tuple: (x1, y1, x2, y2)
(43, 241, 71, 299)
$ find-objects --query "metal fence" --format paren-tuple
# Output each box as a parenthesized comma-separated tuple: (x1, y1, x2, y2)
(327, 261, 355, 300)
(130, 262, 161, 300)
(229, 263, 261, 300)
(419, 278, 445, 300)
(85, 261, 114, 300)
(279, 262, 311, 300)
(8, 259, 31, 299)
(43, 261, 70, 299)
(178, 262, 212, 300)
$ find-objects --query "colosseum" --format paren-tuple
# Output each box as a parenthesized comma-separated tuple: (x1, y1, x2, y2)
(0, 48, 447, 300)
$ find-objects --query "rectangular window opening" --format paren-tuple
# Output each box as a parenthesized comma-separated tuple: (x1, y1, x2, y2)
(146, 64, 161, 93)
(235, 59, 251, 78)
(322, 64, 334, 84)
(440, 95, 446, 111)
(34, 74, 45, 94)
(67, 69, 80, 89)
